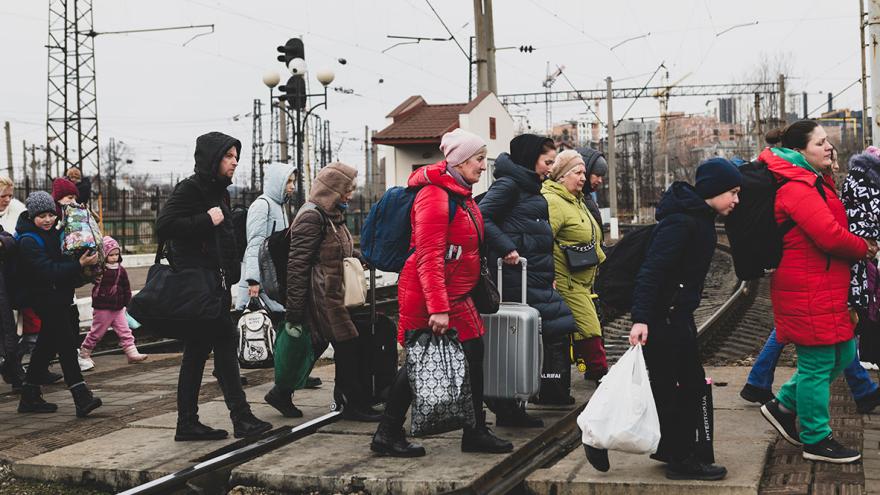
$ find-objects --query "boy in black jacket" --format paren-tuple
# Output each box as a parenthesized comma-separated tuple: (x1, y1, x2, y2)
(15, 191, 102, 417)
(586, 158, 741, 480)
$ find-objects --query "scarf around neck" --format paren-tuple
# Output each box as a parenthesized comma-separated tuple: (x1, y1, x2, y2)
(771, 147, 822, 177)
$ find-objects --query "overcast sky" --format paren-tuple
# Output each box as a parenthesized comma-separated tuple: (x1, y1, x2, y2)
(0, 0, 865, 185)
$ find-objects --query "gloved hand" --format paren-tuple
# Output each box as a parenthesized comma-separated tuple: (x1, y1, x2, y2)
(285, 310, 302, 325)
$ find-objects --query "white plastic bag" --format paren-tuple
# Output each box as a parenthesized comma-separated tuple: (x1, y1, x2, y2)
(577, 345, 660, 454)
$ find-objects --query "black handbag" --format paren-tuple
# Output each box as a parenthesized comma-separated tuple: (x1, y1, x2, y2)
(462, 203, 500, 314)
(558, 213, 600, 271)
(127, 237, 227, 324)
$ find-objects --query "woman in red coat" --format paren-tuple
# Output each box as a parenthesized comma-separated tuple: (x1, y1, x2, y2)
(371, 129, 513, 457)
(759, 120, 879, 463)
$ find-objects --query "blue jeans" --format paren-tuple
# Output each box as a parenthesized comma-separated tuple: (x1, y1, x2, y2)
(747, 328, 878, 401)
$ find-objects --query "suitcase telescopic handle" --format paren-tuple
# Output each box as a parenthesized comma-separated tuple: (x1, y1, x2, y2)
(496, 257, 528, 304)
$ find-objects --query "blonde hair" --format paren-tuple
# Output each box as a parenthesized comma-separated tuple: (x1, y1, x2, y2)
(0, 175, 12, 189)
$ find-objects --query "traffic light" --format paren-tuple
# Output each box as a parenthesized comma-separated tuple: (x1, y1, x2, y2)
(519, 45, 534, 53)
(278, 76, 306, 109)
(277, 38, 305, 66)
(277, 38, 307, 109)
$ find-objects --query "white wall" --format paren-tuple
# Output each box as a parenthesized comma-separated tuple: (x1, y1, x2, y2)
(380, 93, 516, 196)
(458, 93, 515, 195)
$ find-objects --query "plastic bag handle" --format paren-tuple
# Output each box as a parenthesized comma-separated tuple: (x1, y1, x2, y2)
(496, 257, 528, 304)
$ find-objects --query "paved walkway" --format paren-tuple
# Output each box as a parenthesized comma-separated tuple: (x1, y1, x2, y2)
(2, 356, 876, 494)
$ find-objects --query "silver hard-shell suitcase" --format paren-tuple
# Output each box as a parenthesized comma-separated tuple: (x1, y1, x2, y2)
(481, 258, 542, 400)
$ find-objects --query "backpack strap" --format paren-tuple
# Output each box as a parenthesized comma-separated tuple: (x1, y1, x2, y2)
(15, 232, 45, 250)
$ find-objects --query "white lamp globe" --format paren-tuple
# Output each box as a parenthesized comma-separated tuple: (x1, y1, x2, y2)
(316, 68, 335, 87)
(262, 71, 280, 88)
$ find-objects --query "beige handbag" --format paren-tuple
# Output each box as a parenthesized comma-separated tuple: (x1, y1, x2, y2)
(342, 257, 367, 308)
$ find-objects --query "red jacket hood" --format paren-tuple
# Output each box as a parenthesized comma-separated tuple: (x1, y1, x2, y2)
(759, 147, 836, 189)
(407, 160, 474, 198)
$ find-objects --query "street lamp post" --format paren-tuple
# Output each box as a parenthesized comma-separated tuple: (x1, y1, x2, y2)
(261, 71, 281, 189)
(275, 61, 334, 208)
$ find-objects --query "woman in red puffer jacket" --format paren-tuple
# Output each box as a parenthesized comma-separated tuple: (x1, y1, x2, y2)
(371, 128, 512, 458)
(759, 120, 878, 464)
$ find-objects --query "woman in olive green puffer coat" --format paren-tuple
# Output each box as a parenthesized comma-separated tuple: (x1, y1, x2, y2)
(542, 150, 608, 381)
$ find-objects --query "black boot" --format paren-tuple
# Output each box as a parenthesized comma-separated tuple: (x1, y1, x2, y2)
(175, 415, 229, 441)
(232, 410, 273, 438)
(495, 403, 544, 428)
(462, 411, 514, 453)
(305, 376, 322, 389)
(584, 444, 610, 472)
(264, 385, 303, 418)
(70, 383, 102, 418)
(370, 414, 426, 457)
(17, 384, 58, 413)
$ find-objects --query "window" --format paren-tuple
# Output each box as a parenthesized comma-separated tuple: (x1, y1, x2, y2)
(489, 117, 497, 140)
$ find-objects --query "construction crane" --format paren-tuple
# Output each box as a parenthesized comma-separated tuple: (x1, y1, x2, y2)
(543, 63, 565, 133)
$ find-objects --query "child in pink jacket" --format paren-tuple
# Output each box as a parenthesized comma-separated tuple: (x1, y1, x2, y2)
(79, 236, 147, 368)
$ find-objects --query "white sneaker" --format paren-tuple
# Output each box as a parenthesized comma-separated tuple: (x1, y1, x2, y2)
(77, 350, 95, 372)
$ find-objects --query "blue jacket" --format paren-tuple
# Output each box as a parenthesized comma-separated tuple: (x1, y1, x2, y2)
(235, 162, 295, 311)
(479, 152, 576, 340)
(631, 182, 717, 325)
(14, 211, 82, 309)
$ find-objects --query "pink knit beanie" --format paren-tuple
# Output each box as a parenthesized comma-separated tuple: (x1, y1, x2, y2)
(440, 128, 487, 166)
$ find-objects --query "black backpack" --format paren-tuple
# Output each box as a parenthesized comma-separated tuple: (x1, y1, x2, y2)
(230, 204, 250, 262)
(724, 160, 826, 280)
(594, 224, 656, 312)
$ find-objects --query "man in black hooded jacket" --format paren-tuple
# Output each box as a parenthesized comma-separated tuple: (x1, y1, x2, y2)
(156, 131, 272, 441)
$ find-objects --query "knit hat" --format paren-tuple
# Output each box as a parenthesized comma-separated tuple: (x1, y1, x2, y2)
(51, 177, 79, 203)
(695, 157, 742, 199)
(510, 134, 555, 171)
(440, 129, 486, 167)
(103, 236, 121, 260)
(575, 147, 608, 177)
(26, 191, 56, 219)
(549, 150, 586, 181)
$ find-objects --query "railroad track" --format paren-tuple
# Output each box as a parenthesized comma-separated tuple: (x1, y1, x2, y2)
(117, 241, 777, 495)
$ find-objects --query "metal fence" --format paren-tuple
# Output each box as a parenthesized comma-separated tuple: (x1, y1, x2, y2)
(12, 178, 373, 252)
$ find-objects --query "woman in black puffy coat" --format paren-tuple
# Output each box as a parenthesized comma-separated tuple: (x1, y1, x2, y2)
(479, 134, 578, 421)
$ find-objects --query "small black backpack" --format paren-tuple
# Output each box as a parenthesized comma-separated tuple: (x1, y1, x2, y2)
(724, 160, 826, 280)
(594, 224, 656, 312)
(230, 204, 250, 262)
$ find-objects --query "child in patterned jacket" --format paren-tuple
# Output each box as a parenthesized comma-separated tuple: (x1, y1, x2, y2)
(79, 236, 147, 368)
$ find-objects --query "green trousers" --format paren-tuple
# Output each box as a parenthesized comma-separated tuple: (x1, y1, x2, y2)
(776, 339, 856, 445)
(273, 322, 315, 392)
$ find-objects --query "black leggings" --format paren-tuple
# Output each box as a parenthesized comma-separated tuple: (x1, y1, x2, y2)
(384, 335, 485, 426)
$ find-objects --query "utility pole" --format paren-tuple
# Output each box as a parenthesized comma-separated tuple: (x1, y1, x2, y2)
(278, 99, 289, 163)
(778, 74, 786, 123)
(364, 125, 370, 200)
(870, 0, 880, 145)
(754, 93, 763, 155)
(4, 122, 12, 180)
(472, 0, 497, 94)
(606, 76, 617, 218)
(861, 0, 871, 146)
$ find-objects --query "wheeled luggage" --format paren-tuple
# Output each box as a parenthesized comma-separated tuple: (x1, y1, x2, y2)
(481, 258, 542, 400)
(333, 268, 399, 410)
